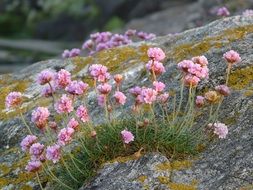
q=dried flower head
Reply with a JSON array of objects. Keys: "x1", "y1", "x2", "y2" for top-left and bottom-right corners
[{"x1": 205, "y1": 91, "x2": 219, "y2": 103}]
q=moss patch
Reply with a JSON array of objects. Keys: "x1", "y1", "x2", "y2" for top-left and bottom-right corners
[{"x1": 156, "y1": 160, "x2": 192, "y2": 171}]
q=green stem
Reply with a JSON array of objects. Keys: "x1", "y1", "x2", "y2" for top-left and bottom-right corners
[
  {"x1": 36, "y1": 172, "x2": 44, "y2": 190},
  {"x1": 19, "y1": 111, "x2": 33, "y2": 135},
  {"x1": 61, "y1": 158, "x2": 79, "y2": 182}
]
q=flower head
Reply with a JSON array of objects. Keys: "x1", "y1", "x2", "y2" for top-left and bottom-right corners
[
  {"x1": 177, "y1": 60, "x2": 194, "y2": 73},
  {"x1": 147, "y1": 47, "x2": 165, "y2": 61},
  {"x1": 242, "y1": 9, "x2": 253, "y2": 16},
  {"x1": 153, "y1": 81, "x2": 165, "y2": 93},
  {"x1": 210, "y1": 123, "x2": 228, "y2": 139},
  {"x1": 5, "y1": 92, "x2": 22, "y2": 109},
  {"x1": 121, "y1": 129, "x2": 134, "y2": 144},
  {"x1": 29, "y1": 143, "x2": 44, "y2": 159},
  {"x1": 58, "y1": 127, "x2": 75, "y2": 146},
  {"x1": 67, "y1": 118, "x2": 79, "y2": 130},
  {"x1": 46, "y1": 144, "x2": 61, "y2": 163},
  {"x1": 76, "y1": 105, "x2": 89, "y2": 123},
  {"x1": 125, "y1": 29, "x2": 136, "y2": 37},
  {"x1": 41, "y1": 84, "x2": 56, "y2": 97},
  {"x1": 97, "y1": 94, "x2": 106, "y2": 107},
  {"x1": 137, "y1": 31, "x2": 156, "y2": 40},
  {"x1": 223, "y1": 50, "x2": 241, "y2": 64},
  {"x1": 82, "y1": 39, "x2": 94, "y2": 49},
  {"x1": 31, "y1": 107, "x2": 50, "y2": 129},
  {"x1": 25, "y1": 160, "x2": 42, "y2": 172},
  {"x1": 157, "y1": 93, "x2": 169, "y2": 104},
  {"x1": 20, "y1": 135, "x2": 38, "y2": 152},
  {"x1": 195, "y1": 96, "x2": 205, "y2": 108},
  {"x1": 217, "y1": 7, "x2": 230, "y2": 17},
  {"x1": 55, "y1": 69, "x2": 71, "y2": 88},
  {"x1": 55, "y1": 94, "x2": 73, "y2": 114},
  {"x1": 205, "y1": 91, "x2": 219, "y2": 103},
  {"x1": 48, "y1": 121, "x2": 57, "y2": 131},
  {"x1": 114, "y1": 74, "x2": 123, "y2": 84},
  {"x1": 184, "y1": 74, "x2": 200, "y2": 87},
  {"x1": 65, "y1": 80, "x2": 88, "y2": 95},
  {"x1": 215, "y1": 85, "x2": 230, "y2": 96},
  {"x1": 140, "y1": 88, "x2": 157, "y2": 104},
  {"x1": 129, "y1": 86, "x2": 142, "y2": 97},
  {"x1": 97, "y1": 83, "x2": 112, "y2": 94},
  {"x1": 37, "y1": 70, "x2": 54, "y2": 85},
  {"x1": 89, "y1": 64, "x2": 110, "y2": 82},
  {"x1": 192, "y1": 56, "x2": 208, "y2": 66},
  {"x1": 146, "y1": 60, "x2": 165, "y2": 75},
  {"x1": 114, "y1": 91, "x2": 127, "y2": 105}
]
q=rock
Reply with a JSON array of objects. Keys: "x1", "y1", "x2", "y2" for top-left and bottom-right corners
[{"x1": 0, "y1": 15, "x2": 253, "y2": 189}]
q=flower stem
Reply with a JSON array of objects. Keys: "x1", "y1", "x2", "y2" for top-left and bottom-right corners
[
  {"x1": 36, "y1": 172, "x2": 44, "y2": 190},
  {"x1": 19, "y1": 111, "x2": 33, "y2": 135}
]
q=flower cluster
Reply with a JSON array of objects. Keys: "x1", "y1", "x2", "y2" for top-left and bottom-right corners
[
  {"x1": 242, "y1": 9, "x2": 253, "y2": 16},
  {"x1": 217, "y1": 7, "x2": 230, "y2": 17},
  {"x1": 82, "y1": 30, "x2": 156, "y2": 55},
  {"x1": 208, "y1": 123, "x2": 228, "y2": 139},
  {"x1": 62, "y1": 48, "x2": 81, "y2": 58},
  {"x1": 5, "y1": 91, "x2": 22, "y2": 109},
  {"x1": 178, "y1": 56, "x2": 209, "y2": 87}
]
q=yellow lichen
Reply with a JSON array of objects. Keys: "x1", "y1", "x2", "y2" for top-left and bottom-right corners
[
  {"x1": 168, "y1": 182, "x2": 197, "y2": 190},
  {"x1": 171, "y1": 160, "x2": 192, "y2": 170},
  {"x1": 243, "y1": 90, "x2": 253, "y2": 97},
  {"x1": 137, "y1": 175, "x2": 148, "y2": 183},
  {"x1": 228, "y1": 66, "x2": 253, "y2": 90},
  {"x1": 156, "y1": 162, "x2": 172, "y2": 171},
  {"x1": 157, "y1": 176, "x2": 170, "y2": 184},
  {"x1": 20, "y1": 185, "x2": 33, "y2": 190},
  {"x1": 0, "y1": 164, "x2": 11, "y2": 176}
]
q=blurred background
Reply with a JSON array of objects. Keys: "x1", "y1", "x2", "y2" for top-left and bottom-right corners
[{"x1": 0, "y1": 0, "x2": 252, "y2": 74}]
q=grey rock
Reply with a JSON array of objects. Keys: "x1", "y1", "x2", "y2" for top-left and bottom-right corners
[{"x1": 0, "y1": 15, "x2": 253, "y2": 190}]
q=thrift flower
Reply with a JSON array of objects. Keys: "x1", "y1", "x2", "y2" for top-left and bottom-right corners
[
  {"x1": 62, "y1": 50, "x2": 70, "y2": 58},
  {"x1": 125, "y1": 29, "x2": 136, "y2": 37},
  {"x1": 46, "y1": 144, "x2": 61, "y2": 163},
  {"x1": 58, "y1": 127, "x2": 75, "y2": 146},
  {"x1": 153, "y1": 81, "x2": 165, "y2": 92},
  {"x1": 140, "y1": 88, "x2": 157, "y2": 104},
  {"x1": 157, "y1": 93, "x2": 169, "y2": 104},
  {"x1": 121, "y1": 130, "x2": 134, "y2": 144},
  {"x1": 20, "y1": 135, "x2": 38, "y2": 152},
  {"x1": 76, "y1": 105, "x2": 89, "y2": 123},
  {"x1": 41, "y1": 84, "x2": 56, "y2": 97},
  {"x1": 82, "y1": 39, "x2": 94, "y2": 49},
  {"x1": 177, "y1": 60, "x2": 194, "y2": 73},
  {"x1": 55, "y1": 69, "x2": 71, "y2": 88},
  {"x1": 137, "y1": 31, "x2": 156, "y2": 40},
  {"x1": 243, "y1": 9, "x2": 253, "y2": 16},
  {"x1": 89, "y1": 64, "x2": 110, "y2": 82},
  {"x1": 67, "y1": 118, "x2": 79, "y2": 130},
  {"x1": 97, "y1": 83, "x2": 112, "y2": 94},
  {"x1": 147, "y1": 47, "x2": 165, "y2": 61},
  {"x1": 31, "y1": 107, "x2": 50, "y2": 129},
  {"x1": 114, "y1": 74, "x2": 123, "y2": 84},
  {"x1": 129, "y1": 86, "x2": 142, "y2": 97},
  {"x1": 195, "y1": 96, "x2": 205, "y2": 108},
  {"x1": 48, "y1": 121, "x2": 57, "y2": 131},
  {"x1": 217, "y1": 7, "x2": 230, "y2": 17},
  {"x1": 65, "y1": 80, "x2": 89, "y2": 95},
  {"x1": 114, "y1": 91, "x2": 127, "y2": 105},
  {"x1": 215, "y1": 85, "x2": 230, "y2": 96},
  {"x1": 29, "y1": 143, "x2": 44, "y2": 159},
  {"x1": 69, "y1": 48, "x2": 81, "y2": 57},
  {"x1": 223, "y1": 50, "x2": 241, "y2": 64},
  {"x1": 5, "y1": 91, "x2": 22, "y2": 109},
  {"x1": 212, "y1": 123, "x2": 228, "y2": 139},
  {"x1": 192, "y1": 56, "x2": 208, "y2": 66},
  {"x1": 55, "y1": 94, "x2": 73, "y2": 114},
  {"x1": 146, "y1": 60, "x2": 165, "y2": 75},
  {"x1": 205, "y1": 91, "x2": 219, "y2": 103},
  {"x1": 25, "y1": 160, "x2": 42, "y2": 172},
  {"x1": 184, "y1": 74, "x2": 200, "y2": 87},
  {"x1": 37, "y1": 70, "x2": 54, "y2": 85}
]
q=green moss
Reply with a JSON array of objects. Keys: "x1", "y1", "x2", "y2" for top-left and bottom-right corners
[
  {"x1": 228, "y1": 66, "x2": 253, "y2": 90},
  {"x1": 0, "y1": 164, "x2": 11, "y2": 176}
]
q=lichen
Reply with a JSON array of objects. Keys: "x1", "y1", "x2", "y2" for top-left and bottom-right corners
[
  {"x1": 168, "y1": 182, "x2": 197, "y2": 190},
  {"x1": 228, "y1": 66, "x2": 253, "y2": 90},
  {"x1": 156, "y1": 160, "x2": 192, "y2": 171},
  {"x1": 243, "y1": 90, "x2": 253, "y2": 97},
  {"x1": 156, "y1": 162, "x2": 171, "y2": 171},
  {"x1": 137, "y1": 175, "x2": 148, "y2": 183}
]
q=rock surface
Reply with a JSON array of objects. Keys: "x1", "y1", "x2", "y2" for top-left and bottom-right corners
[{"x1": 1, "y1": 15, "x2": 253, "y2": 189}]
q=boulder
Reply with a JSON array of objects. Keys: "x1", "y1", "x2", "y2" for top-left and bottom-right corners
[{"x1": 0, "y1": 15, "x2": 253, "y2": 189}]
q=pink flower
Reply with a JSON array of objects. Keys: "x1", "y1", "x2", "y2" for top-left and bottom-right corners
[
  {"x1": 67, "y1": 118, "x2": 79, "y2": 130},
  {"x1": 129, "y1": 86, "x2": 142, "y2": 97},
  {"x1": 137, "y1": 31, "x2": 156, "y2": 40},
  {"x1": 212, "y1": 123, "x2": 228, "y2": 139},
  {"x1": 5, "y1": 91, "x2": 22, "y2": 109},
  {"x1": 48, "y1": 121, "x2": 57, "y2": 131},
  {"x1": 140, "y1": 88, "x2": 157, "y2": 104},
  {"x1": 177, "y1": 60, "x2": 194, "y2": 73},
  {"x1": 153, "y1": 81, "x2": 165, "y2": 92},
  {"x1": 243, "y1": 9, "x2": 253, "y2": 16},
  {"x1": 195, "y1": 96, "x2": 205, "y2": 108},
  {"x1": 97, "y1": 83, "x2": 112, "y2": 94},
  {"x1": 31, "y1": 107, "x2": 50, "y2": 129},
  {"x1": 25, "y1": 160, "x2": 42, "y2": 172},
  {"x1": 183, "y1": 74, "x2": 200, "y2": 87},
  {"x1": 97, "y1": 94, "x2": 106, "y2": 107},
  {"x1": 146, "y1": 60, "x2": 165, "y2": 75},
  {"x1": 147, "y1": 47, "x2": 165, "y2": 61},
  {"x1": 55, "y1": 94, "x2": 73, "y2": 114},
  {"x1": 188, "y1": 64, "x2": 209, "y2": 79},
  {"x1": 114, "y1": 91, "x2": 127, "y2": 105},
  {"x1": 55, "y1": 69, "x2": 71, "y2": 88},
  {"x1": 29, "y1": 143, "x2": 44, "y2": 159},
  {"x1": 20, "y1": 135, "x2": 38, "y2": 152},
  {"x1": 125, "y1": 29, "x2": 136, "y2": 37},
  {"x1": 121, "y1": 129, "x2": 134, "y2": 144},
  {"x1": 114, "y1": 74, "x2": 123, "y2": 84},
  {"x1": 37, "y1": 70, "x2": 54, "y2": 85},
  {"x1": 58, "y1": 127, "x2": 75, "y2": 146},
  {"x1": 223, "y1": 50, "x2": 241, "y2": 64},
  {"x1": 215, "y1": 85, "x2": 230, "y2": 96},
  {"x1": 69, "y1": 48, "x2": 81, "y2": 57},
  {"x1": 89, "y1": 64, "x2": 110, "y2": 82},
  {"x1": 76, "y1": 105, "x2": 89, "y2": 122},
  {"x1": 82, "y1": 39, "x2": 94, "y2": 49},
  {"x1": 41, "y1": 84, "x2": 56, "y2": 97},
  {"x1": 192, "y1": 56, "x2": 208, "y2": 66},
  {"x1": 46, "y1": 144, "x2": 61, "y2": 163},
  {"x1": 62, "y1": 50, "x2": 70, "y2": 58},
  {"x1": 217, "y1": 7, "x2": 230, "y2": 17},
  {"x1": 65, "y1": 80, "x2": 89, "y2": 95},
  {"x1": 157, "y1": 93, "x2": 169, "y2": 104}
]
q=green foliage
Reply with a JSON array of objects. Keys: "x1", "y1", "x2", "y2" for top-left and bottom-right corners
[{"x1": 104, "y1": 16, "x2": 125, "y2": 31}]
